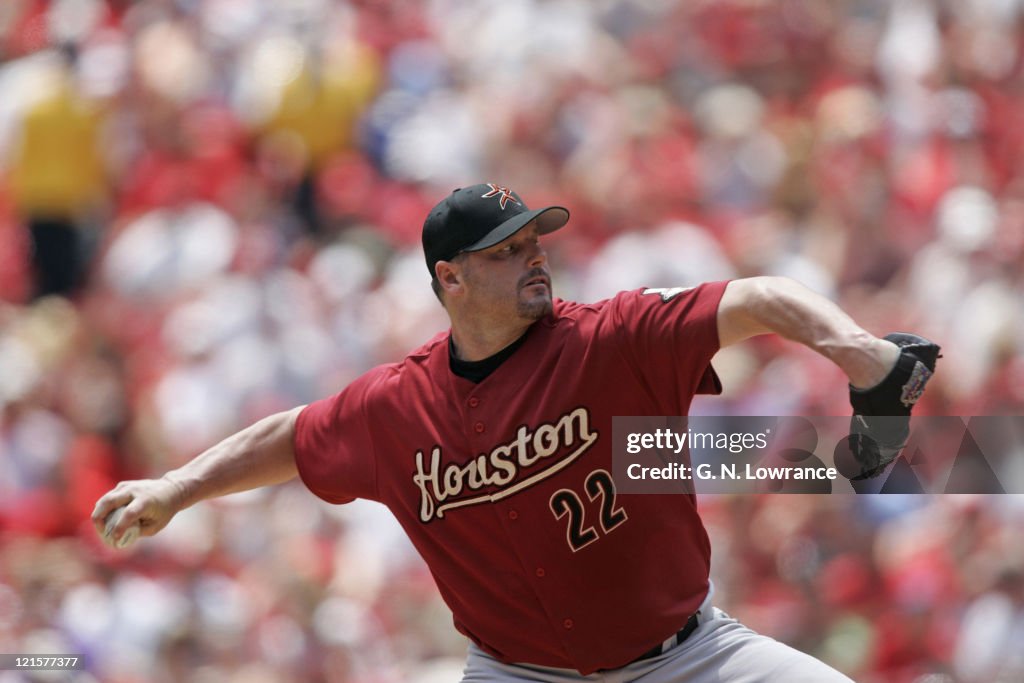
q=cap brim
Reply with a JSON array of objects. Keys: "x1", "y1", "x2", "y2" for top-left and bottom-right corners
[{"x1": 461, "y1": 206, "x2": 570, "y2": 253}]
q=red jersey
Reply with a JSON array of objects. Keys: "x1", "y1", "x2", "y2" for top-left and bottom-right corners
[{"x1": 294, "y1": 282, "x2": 728, "y2": 674}]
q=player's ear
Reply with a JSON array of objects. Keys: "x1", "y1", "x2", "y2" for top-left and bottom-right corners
[{"x1": 434, "y1": 260, "x2": 464, "y2": 297}]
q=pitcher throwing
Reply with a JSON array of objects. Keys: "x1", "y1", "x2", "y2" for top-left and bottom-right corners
[{"x1": 95, "y1": 183, "x2": 938, "y2": 681}]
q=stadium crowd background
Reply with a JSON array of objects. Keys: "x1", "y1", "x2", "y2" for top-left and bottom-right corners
[{"x1": 1, "y1": 1, "x2": 1023, "y2": 681}]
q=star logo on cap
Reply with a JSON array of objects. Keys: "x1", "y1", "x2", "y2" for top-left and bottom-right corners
[{"x1": 481, "y1": 183, "x2": 520, "y2": 210}]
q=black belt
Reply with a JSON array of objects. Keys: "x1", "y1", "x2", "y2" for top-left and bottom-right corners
[{"x1": 632, "y1": 611, "x2": 701, "y2": 663}]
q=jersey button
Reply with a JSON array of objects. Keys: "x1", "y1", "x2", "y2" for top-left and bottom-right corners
[
  {"x1": 535, "y1": 568, "x2": 545, "y2": 578},
  {"x1": 468, "y1": 397, "x2": 480, "y2": 408},
  {"x1": 474, "y1": 421, "x2": 485, "y2": 433},
  {"x1": 508, "y1": 510, "x2": 518, "y2": 520},
  {"x1": 563, "y1": 618, "x2": 573, "y2": 630}
]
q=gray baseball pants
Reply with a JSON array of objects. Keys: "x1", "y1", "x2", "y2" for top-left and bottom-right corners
[{"x1": 461, "y1": 599, "x2": 853, "y2": 682}]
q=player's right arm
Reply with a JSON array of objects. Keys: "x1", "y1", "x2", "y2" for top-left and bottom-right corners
[{"x1": 91, "y1": 406, "x2": 304, "y2": 546}]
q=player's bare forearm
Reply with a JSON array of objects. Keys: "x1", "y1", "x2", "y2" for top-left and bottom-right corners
[
  {"x1": 92, "y1": 407, "x2": 303, "y2": 545},
  {"x1": 163, "y1": 406, "x2": 303, "y2": 509},
  {"x1": 717, "y1": 277, "x2": 899, "y2": 388}
]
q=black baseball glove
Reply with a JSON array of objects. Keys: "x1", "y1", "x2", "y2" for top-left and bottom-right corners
[{"x1": 847, "y1": 333, "x2": 941, "y2": 480}]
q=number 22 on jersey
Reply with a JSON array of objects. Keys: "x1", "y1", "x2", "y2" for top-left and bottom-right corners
[{"x1": 549, "y1": 469, "x2": 628, "y2": 552}]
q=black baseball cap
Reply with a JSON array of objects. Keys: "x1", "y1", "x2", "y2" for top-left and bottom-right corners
[{"x1": 422, "y1": 183, "x2": 570, "y2": 276}]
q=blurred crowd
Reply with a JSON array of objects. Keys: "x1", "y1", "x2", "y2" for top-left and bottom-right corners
[{"x1": 1, "y1": 0, "x2": 1023, "y2": 681}]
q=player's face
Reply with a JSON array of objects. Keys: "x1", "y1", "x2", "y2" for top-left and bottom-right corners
[{"x1": 461, "y1": 223, "x2": 552, "y2": 321}]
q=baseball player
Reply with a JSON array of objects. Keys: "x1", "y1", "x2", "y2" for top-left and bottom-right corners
[{"x1": 93, "y1": 184, "x2": 938, "y2": 681}]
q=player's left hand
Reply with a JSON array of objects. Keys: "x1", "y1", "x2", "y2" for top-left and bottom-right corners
[{"x1": 847, "y1": 332, "x2": 941, "y2": 480}]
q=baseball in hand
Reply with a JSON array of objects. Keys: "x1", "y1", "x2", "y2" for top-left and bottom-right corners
[{"x1": 103, "y1": 506, "x2": 141, "y2": 549}]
